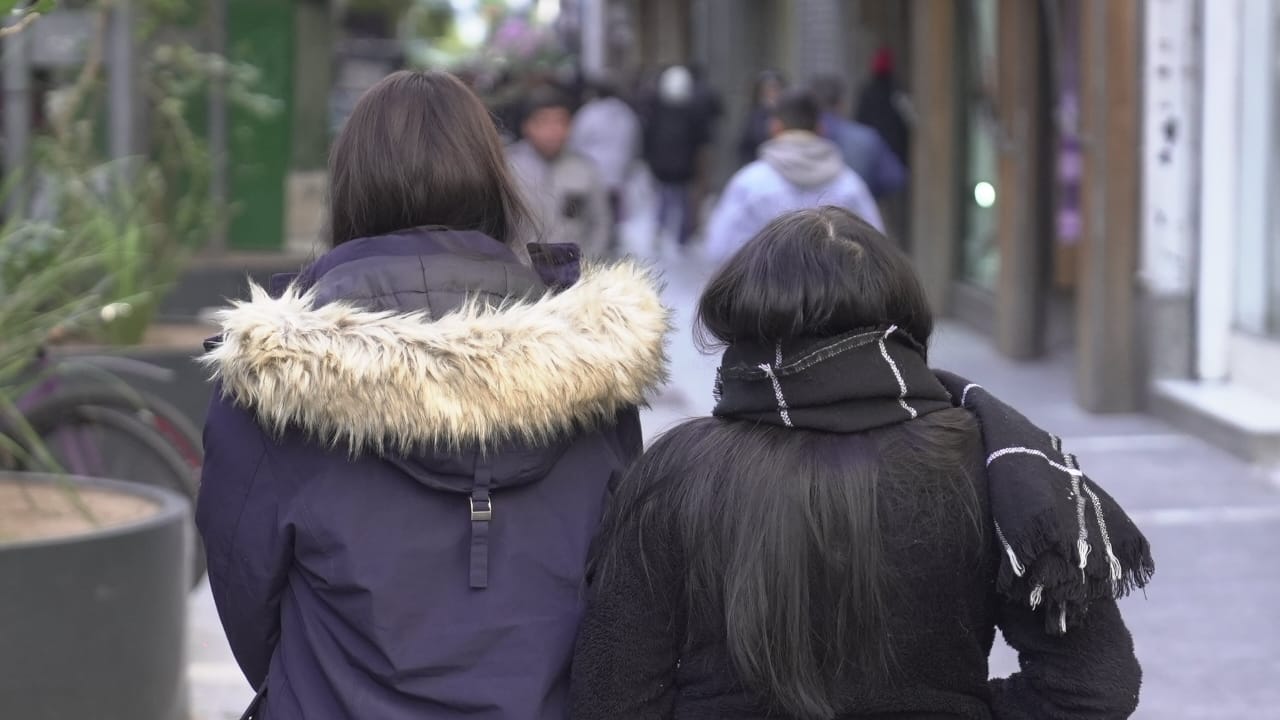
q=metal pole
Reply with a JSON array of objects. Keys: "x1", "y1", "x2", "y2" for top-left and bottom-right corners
[
  {"x1": 581, "y1": 0, "x2": 607, "y2": 77},
  {"x1": 208, "y1": 0, "x2": 229, "y2": 252},
  {"x1": 107, "y1": 0, "x2": 136, "y2": 160},
  {"x1": 3, "y1": 16, "x2": 32, "y2": 217}
]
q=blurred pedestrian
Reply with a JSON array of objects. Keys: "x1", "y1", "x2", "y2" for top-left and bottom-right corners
[
  {"x1": 688, "y1": 64, "x2": 726, "y2": 224},
  {"x1": 811, "y1": 73, "x2": 907, "y2": 199},
  {"x1": 643, "y1": 65, "x2": 709, "y2": 249},
  {"x1": 857, "y1": 47, "x2": 911, "y2": 166},
  {"x1": 508, "y1": 87, "x2": 613, "y2": 258},
  {"x1": 572, "y1": 206, "x2": 1149, "y2": 720},
  {"x1": 198, "y1": 70, "x2": 669, "y2": 720},
  {"x1": 705, "y1": 89, "x2": 883, "y2": 263},
  {"x1": 569, "y1": 75, "x2": 641, "y2": 226},
  {"x1": 737, "y1": 70, "x2": 786, "y2": 167},
  {"x1": 689, "y1": 64, "x2": 725, "y2": 133}
]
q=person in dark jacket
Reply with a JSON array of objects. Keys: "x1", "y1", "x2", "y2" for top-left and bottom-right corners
[
  {"x1": 572, "y1": 206, "x2": 1152, "y2": 720},
  {"x1": 737, "y1": 69, "x2": 786, "y2": 167},
  {"x1": 197, "y1": 71, "x2": 670, "y2": 720},
  {"x1": 856, "y1": 47, "x2": 911, "y2": 166},
  {"x1": 643, "y1": 65, "x2": 710, "y2": 248},
  {"x1": 810, "y1": 73, "x2": 907, "y2": 199}
]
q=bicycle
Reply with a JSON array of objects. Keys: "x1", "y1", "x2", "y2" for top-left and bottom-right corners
[{"x1": 4, "y1": 349, "x2": 206, "y2": 587}]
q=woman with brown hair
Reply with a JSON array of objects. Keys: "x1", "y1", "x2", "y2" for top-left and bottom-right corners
[{"x1": 197, "y1": 71, "x2": 669, "y2": 719}]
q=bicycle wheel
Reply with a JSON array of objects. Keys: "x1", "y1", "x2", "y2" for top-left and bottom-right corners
[
  {"x1": 21, "y1": 397, "x2": 207, "y2": 587},
  {"x1": 19, "y1": 387, "x2": 202, "y2": 498}
]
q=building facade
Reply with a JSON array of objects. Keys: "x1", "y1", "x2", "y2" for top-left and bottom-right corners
[
  {"x1": 1143, "y1": 0, "x2": 1280, "y2": 463},
  {"x1": 602, "y1": 0, "x2": 1276, "y2": 462}
]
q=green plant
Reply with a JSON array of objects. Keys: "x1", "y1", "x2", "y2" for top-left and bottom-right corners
[
  {"x1": 0, "y1": 0, "x2": 56, "y2": 37},
  {"x1": 33, "y1": 1, "x2": 279, "y2": 345},
  {"x1": 0, "y1": 185, "x2": 108, "y2": 483}
]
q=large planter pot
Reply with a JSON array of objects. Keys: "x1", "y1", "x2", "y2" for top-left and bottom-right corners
[{"x1": 0, "y1": 474, "x2": 191, "y2": 720}]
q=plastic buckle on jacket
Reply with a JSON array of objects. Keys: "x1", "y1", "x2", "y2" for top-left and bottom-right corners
[{"x1": 470, "y1": 496, "x2": 493, "y2": 522}]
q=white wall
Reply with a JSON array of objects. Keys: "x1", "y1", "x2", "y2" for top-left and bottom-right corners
[{"x1": 1141, "y1": 0, "x2": 1198, "y2": 298}]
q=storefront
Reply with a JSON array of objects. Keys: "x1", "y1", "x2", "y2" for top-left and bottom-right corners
[
  {"x1": 910, "y1": 0, "x2": 1144, "y2": 410},
  {"x1": 912, "y1": 0, "x2": 1063, "y2": 358},
  {"x1": 1145, "y1": 0, "x2": 1280, "y2": 463}
]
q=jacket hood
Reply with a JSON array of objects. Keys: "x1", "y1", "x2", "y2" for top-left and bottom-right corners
[
  {"x1": 202, "y1": 238, "x2": 670, "y2": 472},
  {"x1": 760, "y1": 130, "x2": 847, "y2": 187}
]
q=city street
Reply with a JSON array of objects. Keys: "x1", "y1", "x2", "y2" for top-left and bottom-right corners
[{"x1": 188, "y1": 246, "x2": 1280, "y2": 720}]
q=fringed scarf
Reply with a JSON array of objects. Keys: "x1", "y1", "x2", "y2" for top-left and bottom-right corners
[{"x1": 713, "y1": 326, "x2": 1155, "y2": 634}]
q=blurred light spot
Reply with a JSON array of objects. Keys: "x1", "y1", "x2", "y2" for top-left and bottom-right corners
[
  {"x1": 457, "y1": 14, "x2": 488, "y2": 47},
  {"x1": 974, "y1": 181, "x2": 996, "y2": 208}
]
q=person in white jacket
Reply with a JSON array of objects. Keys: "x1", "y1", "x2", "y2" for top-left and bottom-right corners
[
  {"x1": 569, "y1": 77, "x2": 640, "y2": 224},
  {"x1": 705, "y1": 89, "x2": 883, "y2": 264}
]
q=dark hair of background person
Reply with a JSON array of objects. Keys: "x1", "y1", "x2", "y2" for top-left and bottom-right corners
[
  {"x1": 809, "y1": 73, "x2": 847, "y2": 113},
  {"x1": 522, "y1": 85, "x2": 575, "y2": 123},
  {"x1": 586, "y1": 75, "x2": 619, "y2": 101},
  {"x1": 596, "y1": 207, "x2": 983, "y2": 719},
  {"x1": 327, "y1": 70, "x2": 532, "y2": 247},
  {"x1": 770, "y1": 88, "x2": 822, "y2": 133},
  {"x1": 751, "y1": 68, "x2": 787, "y2": 105}
]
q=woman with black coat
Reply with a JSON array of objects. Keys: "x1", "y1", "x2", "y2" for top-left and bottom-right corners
[{"x1": 571, "y1": 206, "x2": 1152, "y2": 720}]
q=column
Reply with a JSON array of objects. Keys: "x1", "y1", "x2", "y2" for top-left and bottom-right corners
[
  {"x1": 1195, "y1": 0, "x2": 1242, "y2": 381},
  {"x1": 1077, "y1": 0, "x2": 1144, "y2": 410},
  {"x1": 907, "y1": 0, "x2": 961, "y2": 313},
  {"x1": 994, "y1": 0, "x2": 1052, "y2": 359}
]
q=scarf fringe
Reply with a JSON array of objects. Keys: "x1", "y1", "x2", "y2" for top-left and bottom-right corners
[{"x1": 995, "y1": 507, "x2": 1154, "y2": 634}]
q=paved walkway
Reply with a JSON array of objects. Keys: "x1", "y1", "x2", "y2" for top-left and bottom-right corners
[{"x1": 189, "y1": 249, "x2": 1280, "y2": 719}]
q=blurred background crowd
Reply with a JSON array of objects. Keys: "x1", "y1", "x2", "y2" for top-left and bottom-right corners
[{"x1": 4, "y1": 0, "x2": 1275, "y2": 435}]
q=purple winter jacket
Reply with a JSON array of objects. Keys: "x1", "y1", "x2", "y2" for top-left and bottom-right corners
[{"x1": 196, "y1": 229, "x2": 669, "y2": 719}]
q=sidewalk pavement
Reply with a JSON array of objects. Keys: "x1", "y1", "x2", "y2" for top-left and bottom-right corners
[{"x1": 188, "y1": 251, "x2": 1280, "y2": 719}]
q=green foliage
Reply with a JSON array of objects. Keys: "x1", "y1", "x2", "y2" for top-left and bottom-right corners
[
  {"x1": 32, "y1": 4, "x2": 279, "y2": 345},
  {"x1": 0, "y1": 0, "x2": 54, "y2": 17},
  {"x1": 0, "y1": 0, "x2": 55, "y2": 36}
]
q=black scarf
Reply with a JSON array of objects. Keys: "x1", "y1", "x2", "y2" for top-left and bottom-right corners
[{"x1": 714, "y1": 327, "x2": 1155, "y2": 633}]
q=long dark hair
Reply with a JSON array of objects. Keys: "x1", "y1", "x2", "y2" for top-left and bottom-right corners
[
  {"x1": 596, "y1": 207, "x2": 981, "y2": 719},
  {"x1": 327, "y1": 70, "x2": 532, "y2": 246}
]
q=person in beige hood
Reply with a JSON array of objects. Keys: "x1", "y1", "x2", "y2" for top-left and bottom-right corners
[
  {"x1": 706, "y1": 89, "x2": 883, "y2": 263},
  {"x1": 507, "y1": 88, "x2": 613, "y2": 259}
]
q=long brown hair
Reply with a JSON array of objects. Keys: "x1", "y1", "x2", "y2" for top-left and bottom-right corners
[{"x1": 328, "y1": 71, "x2": 531, "y2": 247}]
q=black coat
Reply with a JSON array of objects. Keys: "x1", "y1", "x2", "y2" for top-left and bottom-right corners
[
  {"x1": 643, "y1": 102, "x2": 709, "y2": 184},
  {"x1": 570, "y1": 415, "x2": 1142, "y2": 720}
]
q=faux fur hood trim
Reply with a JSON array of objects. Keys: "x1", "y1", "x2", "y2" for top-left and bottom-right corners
[{"x1": 203, "y1": 262, "x2": 671, "y2": 453}]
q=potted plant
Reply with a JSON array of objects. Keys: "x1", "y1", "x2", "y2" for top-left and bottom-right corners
[
  {"x1": 0, "y1": 7, "x2": 191, "y2": 717},
  {"x1": 0, "y1": 210, "x2": 193, "y2": 720}
]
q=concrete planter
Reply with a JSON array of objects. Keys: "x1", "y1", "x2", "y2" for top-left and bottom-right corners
[{"x1": 0, "y1": 474, "x2": 191, "y2": 720}]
